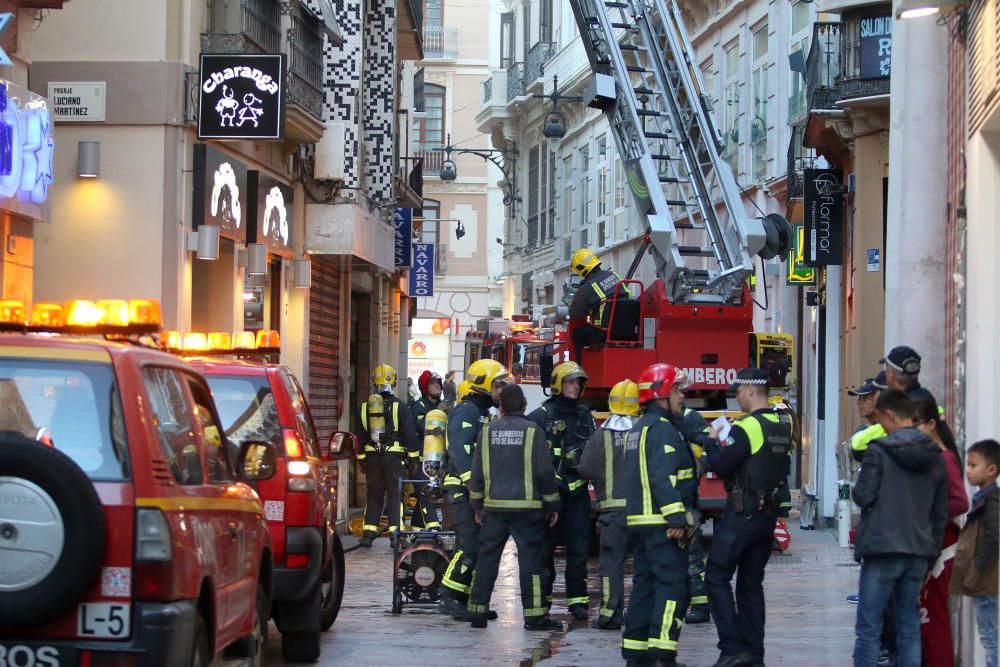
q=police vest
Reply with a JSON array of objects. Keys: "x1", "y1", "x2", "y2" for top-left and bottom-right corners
[
  {"x1": 360, "y1": 398, "x2": 406, "y2": 456},
  {"x1": 731, "y1": 411, "x2": 793, "y2": 497}
]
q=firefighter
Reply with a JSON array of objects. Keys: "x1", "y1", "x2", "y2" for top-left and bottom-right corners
[
  {"x1": 622, "y1": 363, "x2": 698, "y2": 667},
  {"x1": 674, "y1": 405, "x2": 714, "y2": 625},
  {"x1": 577, "y1": 379, "x2": 639, "y2": 630},
  {"x1": 466, "y1": 383, "x2": 562, "y2": 631},
  {"x1": 357, "y1": 364, "x2": 421, "y2": 548},
  {"x1": 528, "y1": 360, "x2": 596, "y2": 621},
  {"x1": 410, "y1": 370, "x2": 446, "y2": 530},
  {"x1": 704, "y1": 367, "x2": 794, "y2": 667},
  {"x1": 437, "y1": 359, "x2": 512, "y2": 620},
  {"x1": 567, "y1": 248, "x2": 629, "y2": 364}
]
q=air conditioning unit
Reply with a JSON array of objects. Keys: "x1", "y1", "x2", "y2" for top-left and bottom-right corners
[{"x1": 314, "y1": 121, "x2": 346, "y2": 181}]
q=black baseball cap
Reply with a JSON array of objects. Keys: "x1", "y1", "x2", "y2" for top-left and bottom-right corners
[
  {"x1": 728, "y1": 367, "x2": 770, "y2": 392},
  {"x1": 880, "y1": 346, "x2": 921, "y2": 374}
]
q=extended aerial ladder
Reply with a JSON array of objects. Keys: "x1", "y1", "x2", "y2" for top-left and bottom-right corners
[{"x1": 569, "y1": 0, "x2": 790, "y2": 305}]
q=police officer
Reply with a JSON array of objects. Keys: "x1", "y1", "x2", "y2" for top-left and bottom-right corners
[
  {"x1": 882, "y1": 345, "x2": 936, "y2": 404},
  {"x1": 704, "y1": 368, "x2": 793, "y2": 667},
  {"x1": 577, "y1": 379, "x2": 639, "y2": 630},
  {"x1": 410, "y1": 370, "x2": 446, "y2": 530},
  {"x1": 437, "y1": 359, "x2": 512, "y2": 620},
  {"x1": 674, "y1": 405, "x2": 714, "y2": 625},
  {"x1": 848, "y1": 371, "x2": 888, "y2": 463},
  {"x1": 622, "y1": 363, "x2": 698, "y2": 667},
  {"x1": 567, "y1": 248, "x2": 629, "y2": 363},
  {"x1": 528, "y1": 361, "x2": 596, "y2": 620},
  {"x1": 357, "y1": 364, "x2": 421, "y2": 548},
  {"x1": 466, "y1": 384, "x2": 562, "y2": 631}
]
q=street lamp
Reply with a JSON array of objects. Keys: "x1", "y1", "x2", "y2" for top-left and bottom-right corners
[
  {"x1": 896, "y1": 0, "x2": 968, "y2": 18},
  {"x1": 434, "y1": 135, "x2": 519, "y2": 210},
  {"x1": 533, "y1": 76, "x2": 584, "y2": 147}
]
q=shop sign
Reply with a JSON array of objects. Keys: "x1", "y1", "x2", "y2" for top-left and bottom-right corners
[
  {"x1": 859, "y1": 14, "x2": 892, "y2": 79},
  {"x1": 394, "y1": 209, "x2": 412, "y2": 267},
  {"x1": 0, "y1": 80, "x2": 54, "y2": 217},
  {"x1": 410, "y1": 243, "x2": 434, "y2": 297},
  {"x1": 786, "y1": 223, "x2": 817, "y2": 286},
  {"x1": 803, "y1": 168, "x2": 844, "y2": 266},
  {"x1": 48, "y1": 82, "x2": 106, "y2": 122},
  {"x1": 193, "y1": 144, "x2": 247, "y2": 243},
  {"x1": 197, "y1": 54, "x2": 285, "y2": 140},
  {"x1": 249, "y1": 172, "x2": 293, "y2": 257}
]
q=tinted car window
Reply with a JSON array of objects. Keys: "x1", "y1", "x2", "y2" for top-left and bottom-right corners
[
  {"x1": 187, "y1": 377, "x2": 236, "y2": 483},
  {"x1": 0, "y1": 359, "x2": 130, "y2": 480},
  {"x1": 143, "y1": 367, "x2": 204, "y2": 485},
  {"x1": 204, "y1": 375, "x2": 281, "y2": 447}
]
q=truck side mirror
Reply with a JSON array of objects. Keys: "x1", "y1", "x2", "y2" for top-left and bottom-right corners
[
  {"x1": 325, "y1": 431, "x2": 359, "y2": 460},
  {"x1": 239, "y1": 441, "x2": 278, "y2": 481}
]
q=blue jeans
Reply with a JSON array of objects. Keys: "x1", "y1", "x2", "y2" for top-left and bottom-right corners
[
  {"x1": 974, "y1": 595, "x2": 998, "y2": 667},
  {"x1": 854, "y1": 555, "x2": 928, "y2": 667}
]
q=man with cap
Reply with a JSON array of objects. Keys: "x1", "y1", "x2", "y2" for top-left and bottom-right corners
[
  {"x1": 704, "y1": 368, "x2": 794, "y2": 667},
  {"x1": 881, "y1": 346, "x2": 936, "y2": 405},
  {"x1": 848, "y1": 371, "x2": 888, "y2": 463}
]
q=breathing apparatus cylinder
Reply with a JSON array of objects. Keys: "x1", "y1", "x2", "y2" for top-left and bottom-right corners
[
  {"x1": 367, "y1": 393, "x2": 386, "y2": 448},
  {"x1": 422, "y1": 409, "x2": 448, "y2": 482}
]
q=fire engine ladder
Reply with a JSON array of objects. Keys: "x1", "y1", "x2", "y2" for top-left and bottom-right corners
[{"x1": 570, "y1": 0, "x2": 785, "y2": 305}]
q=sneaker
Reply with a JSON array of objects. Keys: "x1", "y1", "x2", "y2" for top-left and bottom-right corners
[
  {"x1": 568, "y1": 604, "x2": 588, "y2": 620},
  {"x1": 524, "y1": 616, "x2": 563, "y2": 631},
  {"x1": 684, "y1": 607, "x2": 711, "y2": 624},
  {"x1": 846, "y1": 594, "x2": 859, "y2": 604}
]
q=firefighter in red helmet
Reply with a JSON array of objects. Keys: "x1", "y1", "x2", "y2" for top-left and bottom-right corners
[{"x1": 409, "y1": 369, "x2": 446, "y2": 530}]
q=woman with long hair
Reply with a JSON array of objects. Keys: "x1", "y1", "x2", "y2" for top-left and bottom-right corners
[{"x1": 913, "y1": 397, "x2": 968, "y2": 667}]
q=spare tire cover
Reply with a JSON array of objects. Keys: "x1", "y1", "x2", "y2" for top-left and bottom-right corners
[{"x1": 0, "y1": 432, "x2": 107, "y2": 628}]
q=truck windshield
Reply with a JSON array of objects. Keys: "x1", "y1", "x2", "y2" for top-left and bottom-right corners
[
  {"x1": 204, "y1": 374, "x2": 281, "y2": 446},
  {"x1": 0, "y1": 359, "x2": 130, "y2": 480}
]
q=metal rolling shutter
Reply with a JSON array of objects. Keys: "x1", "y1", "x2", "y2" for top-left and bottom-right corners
[
  {"x1": 969, "y1": 0, "x2": 1000, "y2": 136},
  {"x1": 308, "y1": 256, "x2": 342, "y2": 441}
]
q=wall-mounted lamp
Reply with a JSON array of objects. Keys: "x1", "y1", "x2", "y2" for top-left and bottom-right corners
[
  {"x1": 247, "y1": 243, "x2": 268, "y2": 275},
  {"x1": 77, "y1": 141, "x2": 100, "y2": 178},
  {"x1": 896, "y1": 0, "x2": 968, "y2": 18},
  {"x1": 185, "y1": 225, "x2": 220, "y2": 260},
  {"x1": 293, "y1": 258, "x2": 312, "y2": 288}
]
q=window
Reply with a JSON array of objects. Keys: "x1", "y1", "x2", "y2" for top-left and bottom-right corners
[
  {"x1": 540, "y1": 0, "x2": 554, "y2": 42},
  {"x1": 596, "y1": 135, "x2": 610, "y2": 247},
  {"x1": 144, "y1": 367, "x2": 203, "y2": 485},
  {"x1": 528, "y1": 145, "x2": 556, "y2": 246},
  {"x1": 546, "y1": 148, "x2": 556, "y2": 240},
  {"x1": 579, "y1": 145, "x2": 591, "y2": 228},
  {"x1": 751, "y1": 25, "x2": 769, "y2": 181},
  {"x1": 723, "y1": 42, "x2": 741, "y2": 174},
  {"x1": 421, "y1": 199, "x2": 446, "y2": 274},
  {"x1": 425, "y1": 0, "x2": 442, "y2": 27},
  {"x1": 789, "y1": 2, "x2": 812, "y2": 122},
  {"x1": 0, "y1": 360, "x2": 130, "y2": 480},
  {"x1": 206, "y1": 374, "x2": 281, "y2": 447},
  {"x1": 528, "y1": 145, "x2": 540, "y2": 246},
  {"x1": 281, "y1": 372, "x2": 321, "y2": 458},
  {"x1": 562, "y1": 154, "x2": 575, "y2": 259},
  {"x1": 500, "y1": 12, "x2": 515, "y2": 69},
  {"x1": 416, "y1": 84, "x2": 445, "y2": 147},
  {"x1": 188, "y1": 378, "x2": 234, "y2": 483},
  {"x1": 701, "y1": 59, "x2": 715, "y2": 106}
]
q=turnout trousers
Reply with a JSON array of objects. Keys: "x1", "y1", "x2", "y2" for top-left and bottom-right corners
[
  {"x1": 361, "y1": 452, "x2": 406, "y2": 537},
  {"x1": 705, "y1": 506, "x2": 777, "y2": 661},
  {"x1": 439, "y1": 489, "x2": 480, "y2": 604},
  {"x1": 622, "y1": 529, "x2": 689, "y2": 661},
  {"x1": 542, "y1": 488, "x2": 591, "y2": 609},
  {"x1": 468, "y1": 510, "x2": 550, "y2": 620},
  {"x1": 596, "y1": 509, "x2": 628, "y2": 625},
  {"x1": 687, "y1": 517, "x2": 709, "y2": 612}
]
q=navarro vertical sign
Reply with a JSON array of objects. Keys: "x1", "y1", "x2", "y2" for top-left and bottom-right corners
[
  {"x1": 410, "y1": 243, "x2": 434, "y2": 297},
  {"x1": 394, "y1": 208, "x2": 412, "y2": 267},
  {"x1": 803, "y1": 168, "x2": 844, "y2": 266}
]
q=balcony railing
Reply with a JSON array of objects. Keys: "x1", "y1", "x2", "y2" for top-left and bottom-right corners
[
  {"x1": 506, "y1": 62, "x2": 526, "y2": 102},
  {"x1": 481, "y1": 70, "x2": 508, "y2": 106},
  {"x1": 288, "y1": 7, "x2": 324, "y2": 118},
  {"x1": 805, "y1": 22, "x2": 842, "y2": 112},
  {"x1": 423, "y1": 26, "x2": 458, "y2": 59},
  {"x1": 482, "y1": 78, "x2": 492, "y2": 104},
  {"x1": 786, "y1": 125, "x2": 816, "y2": 199},
  {"x1": 526, "y1": 41, "x2": 556, "y2": 85},
  {"x1": 415, "y1": 143, "x2": 445, "y2": 174}
]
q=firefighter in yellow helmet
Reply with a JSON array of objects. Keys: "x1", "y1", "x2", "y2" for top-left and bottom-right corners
[
  {"x1": 578, "y1": 379, "x2": 639, "y2": 629},
  {"x1": 438, "y1": 359, "x2": 512, "y2": 620},
  {"x1": 568, "y1": 248, "x2": 630, "y2": 364},
  {"x1": 357, "y1": 364, "x2": 420, "y2": 547},
  {"x1": 527, "y1": 361, "x2": 597, "y2": 620}
]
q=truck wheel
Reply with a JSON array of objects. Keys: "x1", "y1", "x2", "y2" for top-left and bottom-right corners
[
  {"x1": 0, "y1": 433, "x2": 106, "y2": 628},
  {"x1": 319, "y1": 534, "x2": 345, "y2": 630},
  {"x1": 281, "y1": 631, "x2": 321, "y2": 663},
  {"x1": 191, "y1": 613, "x2": 211, "y2": 667},
  {"x1": 235, "y1": 581, "x2": 269, "y2": 666}
]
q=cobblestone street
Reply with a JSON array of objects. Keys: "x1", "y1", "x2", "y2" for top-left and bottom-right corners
[{"x1": 265, "y1": 527, "x2": 860, "y2": 666}]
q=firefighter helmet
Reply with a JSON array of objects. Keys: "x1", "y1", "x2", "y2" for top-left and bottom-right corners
[
  {"x1": 550, "y1": 361, "x2": 589, "y2": 396},
  {"x1": 466, "y1": 359, "x2": 511, "y2": 397},
  {"x1": 637, "y1": 363, "x2": 690, "y2": 404},
  {"x1": 571, "y1": 248, "x2": 601, "y2": 278},
  {"x1": 418, "y1": 370, "x2": 443, "y2": 397},
  {"x1": 372, "y1": 364, "x2": 397, "y2": 391},
  {"x1": 608, "y1": 379, "x2": 640, "y2": 416},
  {"x1": 457, "y1": 379, "x2": 472, "y2": 401}
]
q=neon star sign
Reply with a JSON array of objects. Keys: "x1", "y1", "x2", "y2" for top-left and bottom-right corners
[
  {"x1": 0, "y1": 14, "x2": 13, "y2": 68},
  {"x1": 0, "y1": 81, "x2": 54, "y2": 205}
]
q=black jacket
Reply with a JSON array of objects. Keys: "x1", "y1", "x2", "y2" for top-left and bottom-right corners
[
  {"x1": 411, "y1": 394, "x2": 444, "y2": 440},
  {"x1": 444, "y1": 393, "x2": 493, "y2": 488},
  {"x1": 357, "y1": 393, "x2": 420, "y2": 461},
  {"x1": 568, "y1": 267, "x2": 628, "y2": 324},
  {"x1": 468, "y1": 414, "x2": 559, "y2": 512},
  {"x1": 578, "y1": 416, "x2": 634, "y2": 510},
  {"x1": 852, "y1": 427, "x2": 948, "y2": 563},
  {"x1": 528, "y1": 396, "x2": 596, "y2": 494}
]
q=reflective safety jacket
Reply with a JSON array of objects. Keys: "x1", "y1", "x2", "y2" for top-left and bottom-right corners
[
  {"x1": 705, "y1": 408, "x2": 793, "y2": 514},
  {"x1": 411, "y1": 394, "x2": 445, "y2": 440},
  {"x1": 851, "y1": 423, "x2": 886, "y2": 463},
  {"x1": 568, "y1": 267, "x2": 629, "y2": 328},
  {"x1": 359, "y1": 393, "x2": 420, "y2": 461},
  {"x1": 528, "y1": 397, "x2": 597, "y2": 494},
  {"x1": 443, "y1": 394, "x2": 493, "y2": 491},
  {"x1": 578, "y1": 415, "x2": 634, "y2": 510},
  {"x1": 468, "y1": 414, "x2": 559, "y2": 512},
  {"x1": 624, "y1": 403, "x2": 697, "y2": 530}
]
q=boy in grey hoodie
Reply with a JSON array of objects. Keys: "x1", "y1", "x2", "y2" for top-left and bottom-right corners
[{"x1": 852, "y1": 389, "x2": 948, "y2": 667}]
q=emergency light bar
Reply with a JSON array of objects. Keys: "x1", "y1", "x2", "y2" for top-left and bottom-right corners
[
  {"x1": 164, "y1": 328, "x2": 281, "y2": 356},
  {"x1": 0, "y1": 298, "x2": 162, "y2": 335}
]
